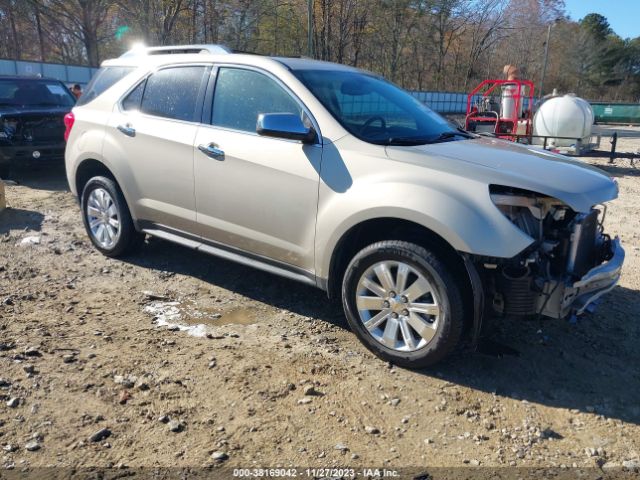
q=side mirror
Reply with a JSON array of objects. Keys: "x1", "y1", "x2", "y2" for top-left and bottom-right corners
[{"x1": 256, "y1": 113, "x2": 316, "y2": 144}]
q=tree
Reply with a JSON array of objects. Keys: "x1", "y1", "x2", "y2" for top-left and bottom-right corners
[
  {"x1": 115, "y1": 0, "x2": 189, "y2": 46},
  {"x1": 429, "y1": 0, "x2": 468, "y2": 89},
  {"x1": 0, "y1": 0, "x2": 24, "y2": 59},
  {"x1": 462, "y1": 0, "x2": 508, "y2": 89},
  {"x1": 0, "y1": 0, "x2": 638, "y2": 101},
  {"x1": 31, "y1": 0, "x2": 113, "y2": 66},
  {"x1": 580, "y1": 13, "x2": 611, "y2": 41}
]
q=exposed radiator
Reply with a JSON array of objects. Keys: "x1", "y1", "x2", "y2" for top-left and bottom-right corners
[{"x1": 566, "y1": 210, "x2": 599, "y2": 277}]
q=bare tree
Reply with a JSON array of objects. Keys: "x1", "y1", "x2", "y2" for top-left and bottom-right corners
[
  {"x1": 462, "y1": 0, "x2": 508, "y2": 88},
  {"x1": 32, "y1": 1, "x2": 47, "y2": 61},
  {"x1": 0, "y1": 0, "x2": 23, "y2": 59},
  {"x1": 0, "y1": 0, "x2": 638, "y2": 100},
  {"x1": 116, "y1": 0, "x2": 190, "y2": 46},
  {"x1": 30, "y1": 0, "x2": 113, "y2": 66},
  {"x1": 429, "y1": 0, "x2": 468, "y2": 89}
]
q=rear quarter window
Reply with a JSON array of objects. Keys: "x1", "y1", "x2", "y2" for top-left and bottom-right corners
[
  {"x1": 76, "y1": 66, "x2": 135, "y2": 106},
  {"x1": 122, "y1": 81, "x2": 145, "y2": 111}
]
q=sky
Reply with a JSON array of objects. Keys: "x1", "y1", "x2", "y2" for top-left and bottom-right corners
[{"x1": 564, "y1": 0, "x2": 640, "y2": 39}]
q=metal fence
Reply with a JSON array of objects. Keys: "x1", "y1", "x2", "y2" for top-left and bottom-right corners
[
  {"x1": 410, "y1": 91, "x2": 474, "y2": 114},
  {"x1": 1, "y1": 59, "x2": 636, "y2": 124},
  {"x1": 0, "y1": 58, "x2": 98, "y2": 87},
  {"x1": 411, "y1": 90, "x2": 640, "y2": 125},
  {"x1": 0, "y1": 60, "x2": 527, "y2": 114},
  {"x1": 410, "y1": 90, "x2": 534, "y2": 115}
]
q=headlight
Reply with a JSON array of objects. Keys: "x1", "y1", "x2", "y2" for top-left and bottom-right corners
[{"x1": 490, "y1": 185, "x2": 568, "y2": 239}]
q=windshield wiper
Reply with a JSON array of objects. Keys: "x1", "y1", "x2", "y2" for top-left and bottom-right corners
[
  {"x1": 433, "y1": 130, "x2": 475, "y2": 141},
  {"x1": 457, "y1": 126, "x2": 478, "y2": 137},
  {"x1": 383, "y1": 136, "x2": 434, "y2": 146},
  {"x1": 383, "y1": 129, "x2": 475, "y2": 146}
]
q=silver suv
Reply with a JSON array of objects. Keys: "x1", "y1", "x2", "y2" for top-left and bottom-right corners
[{"x1": 65, "y1": 45, "x2": 624, "y2": 368}]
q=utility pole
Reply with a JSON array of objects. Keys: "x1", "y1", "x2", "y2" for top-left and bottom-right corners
[
  {"x1": 307, "y1": 0, "x2": 314, "y2": 58},
  {"x1": 539, "y1": 19, "x2": 560, "y2": 100},
  {"x1": 274, "y1": 0, "x2": 279, "y2": 54},
  {"x1": 539, "y1": 23, "x2": 552, "y2": 100}
]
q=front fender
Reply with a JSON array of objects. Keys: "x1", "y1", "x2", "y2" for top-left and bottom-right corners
[{"x1": 315, "y1": 164, "x2": 534, "y2": 280}]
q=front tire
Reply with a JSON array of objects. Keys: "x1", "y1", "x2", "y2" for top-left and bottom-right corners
[
  {"x1": 80, "y1": 176, "x2": 143, "y2": 257},
  {"x1": 342, "y1": 241, "x2": 465, "y2": 368}
]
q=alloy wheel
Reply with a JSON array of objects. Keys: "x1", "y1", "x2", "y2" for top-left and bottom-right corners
[
  {"x1": 355, "y1": 260, "x2": 441, "y2": 352},
  {"x1": 86, "y1": 187, "x2": 120, "y2": 250}
]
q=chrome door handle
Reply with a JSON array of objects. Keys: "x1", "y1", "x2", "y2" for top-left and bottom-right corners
[
  {"x1": 117, "y1": 124, "x2": 136, "y2": 137},
  {"x1": 198, "y1": 143, "x2": 225, "y2": 161}
]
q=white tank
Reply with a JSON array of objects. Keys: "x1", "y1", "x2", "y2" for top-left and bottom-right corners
[
  {"x1": 533, "y1": 94, "x2": 594, "y2": 147},
  {"x1": 500, "y1": 83, "x2": 523, "y2": 119}
]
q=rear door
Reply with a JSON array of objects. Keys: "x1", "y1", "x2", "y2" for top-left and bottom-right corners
[
  {"x1": 102, "y1": 65, "x2": 209, "y2": 233},
  {"x1": 192, "y1": 66, "x2": 322, "y2": 272}
]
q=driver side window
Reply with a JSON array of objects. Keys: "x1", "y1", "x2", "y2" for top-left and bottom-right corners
[{"x1": 211, "y1": 68, "x2": 302, "y2": 133}]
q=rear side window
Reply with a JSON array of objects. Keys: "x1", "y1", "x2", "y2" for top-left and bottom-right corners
[
  {"x1": 140, "y1": 66, "x2": 207, "y2": 122},
  {"x1": 76, "y1": 66, "x2": 135, "y2": 106},
  {"x1": 211, "y1": 68, "x2": 302, "y2": 132}
]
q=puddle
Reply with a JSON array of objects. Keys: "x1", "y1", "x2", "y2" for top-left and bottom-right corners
[
  {"x1": 213, "y1": 308, "x2": 255, "y2": 326},
  {"x1": 143, "y1": 299, "x2": 256, "y2": 337}
]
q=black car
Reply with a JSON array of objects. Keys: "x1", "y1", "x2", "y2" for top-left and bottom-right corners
[{"x1": 0, "y1": 75, "x2": 76, "y2": 177}]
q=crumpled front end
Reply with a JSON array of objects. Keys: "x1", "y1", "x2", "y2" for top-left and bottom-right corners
[
  {"x1": 481, "y1": 185, "x2": 624, "y2": 320},
  {"x1": 538, "y1": 237, "x2": 624, "y2": 318},
  {"x1": 0, "y1": 112, "x2": 67, "y2": 164}
]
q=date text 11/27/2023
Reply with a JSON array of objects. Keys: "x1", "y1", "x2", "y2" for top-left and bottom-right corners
[{"x1": 232, "y1": 468, "x2": 400, "y2": 478}]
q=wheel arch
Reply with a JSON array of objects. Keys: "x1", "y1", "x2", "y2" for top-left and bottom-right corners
[
  {"x1": 73, "y1": 158, "x2": 139, "y2": 225},
  {"x1": 74, "y1": 158, "x2": 116, "y2": 198},
  {"x1": 325, "y1": 217, "x2": 468, "y2": 297},
  {"x1": 325, "y1": 216, "x2": 477, "y2": 341}
]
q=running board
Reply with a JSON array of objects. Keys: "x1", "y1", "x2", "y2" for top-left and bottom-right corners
[{"x1": 142, "y1": 228, "x2": 317, "y2": 288}]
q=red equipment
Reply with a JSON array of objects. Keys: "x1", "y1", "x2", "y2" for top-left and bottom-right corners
[{"x1": 465, "y1": 79, "x2": 535, "y2": 141}]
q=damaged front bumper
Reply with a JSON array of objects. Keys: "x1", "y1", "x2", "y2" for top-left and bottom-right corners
[
  {"x1": 0, "y1": 142, "x2": 66, "y2": 163},
  {"x1": 538, "y1": 237, "x2": 625, "y2": 318}
]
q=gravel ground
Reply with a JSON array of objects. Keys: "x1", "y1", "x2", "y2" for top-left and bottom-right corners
[{"x1": 0, "y1": 126, "x2": 639, "y2": 477}]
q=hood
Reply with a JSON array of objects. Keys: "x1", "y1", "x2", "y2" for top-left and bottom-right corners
[{"x1": 385, "y1": 137, "x2": 617, "y2": 212}]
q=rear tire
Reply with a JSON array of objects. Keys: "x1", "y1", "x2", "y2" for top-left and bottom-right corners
[
  {"x1": 342, "y1": 240, "x2": 465, "y2": 368},
  {"x1": 80, "y1": 176, "x2": 144, "y2": 257}
]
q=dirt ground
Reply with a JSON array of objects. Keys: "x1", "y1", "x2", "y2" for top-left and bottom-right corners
[{"x1": 1, "y1": 126, "x2": 639, "y2": 478}]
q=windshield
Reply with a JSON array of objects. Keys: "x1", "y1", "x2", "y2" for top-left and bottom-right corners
[
  {"x1": 293, "y1": 69, "x2": 470, "y2": 145},
  {"x1": 0, "y1": 79, "x2": 75, "y2": 108}
]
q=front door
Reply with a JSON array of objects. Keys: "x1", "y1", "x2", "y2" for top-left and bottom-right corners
[{"x1": 193, "y1": 67, "x2": 322, "y2": 272}]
